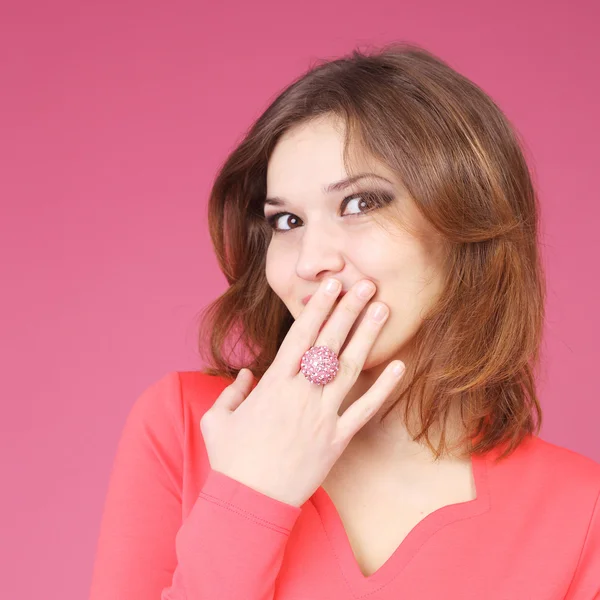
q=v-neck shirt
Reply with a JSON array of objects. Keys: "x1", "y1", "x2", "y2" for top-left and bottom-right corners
[
  {"x1": 308, "y1": 449, "x2": 491, "y2": 592},
  {"x1": 89, "y1": 371, "x2": 600, "y2": 600}
]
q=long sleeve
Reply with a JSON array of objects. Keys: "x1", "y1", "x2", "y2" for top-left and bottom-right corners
[
  {"x1": 89, "y1": 372, "x2": 185, "y2": 599},
  {"x1": 564, "y1": 486, "x2": 600, "y2": 600},
  {"x1": 89, "y1": 371, "x2": 303, "y2": 600},
  {"x1": 162, "y1": 468, "x2": 302, "y2": 599}
]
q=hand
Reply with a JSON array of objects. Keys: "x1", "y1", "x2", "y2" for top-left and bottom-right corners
[{"x1": 199, "y1": 277, "x2": 406, "y2": 507}]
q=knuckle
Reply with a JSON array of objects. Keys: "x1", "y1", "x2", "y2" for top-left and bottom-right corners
[
  {"x1": 296, "y1": 321, "x2": 316, "y2": 345},
  {"x1": 320, "y1": 334, "x2": 339, "y2": 352},
  {"x1": 362, "y1": 397, "x2": 378, "y2": 418},
  {"x1": 331, "y1": 433, "x2": 349, "y2": 454},
  {"x1": 341, "y1": 300, "x2": 362, "y2": 319},
  {"x1": 362, "y1": 404, "x2": 377, "y2": 422},
  {"x1": 339, "y1": 356, "x2": 361, "y2": 379}
]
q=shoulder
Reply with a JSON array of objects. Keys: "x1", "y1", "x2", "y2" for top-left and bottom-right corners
[
  {"x1": 177, "y1": 370, "x2": 236, "y2": 413},
  {"x1": 519, "y1": 435, "x2": 600, "y2": 488},
  {"x1": 123, "y1": 370, "x2": 234, "y2": 442},
  {"x1": 490, "y1": 435, "x2": 600, "y2": 513}
]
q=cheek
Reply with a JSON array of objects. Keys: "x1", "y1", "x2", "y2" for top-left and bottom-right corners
[
  {"x1": 376, "y1": 268, "x2": 443, "y2": 359},
  {"x1": 265, "y1": 246, "x2": 294, "y2": 300},
  {"x1": 354, "y1": 240, "x2": 443, "y2": 358},
  {"x1": 265, "y1": 244, "x2": 281, "y2": 282},
  {"x1": 359, "y1": 292, "x2": 434, "y2": 369}
]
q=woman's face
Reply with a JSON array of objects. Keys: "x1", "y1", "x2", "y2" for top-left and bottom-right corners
[{"x1": 264, "y1": 116, "x2": 447, "y2": 374}]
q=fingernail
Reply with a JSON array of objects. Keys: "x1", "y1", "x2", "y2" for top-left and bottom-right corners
[
  {"x1": 326, "y1": 278, "x2": 341, "y2": 294},
  {"x1": 358, "y1": 281, "x2": 375, "y2": 299},
  {"x1": 393, "y1": 362, "x2": 405, "y2": 376},
  {"x1": 370, "y1": 303, "x2": 388, "y2": 322}
]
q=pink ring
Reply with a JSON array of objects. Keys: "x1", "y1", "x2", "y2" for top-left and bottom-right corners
[{"x1": 300, "y1": 345, "x2": 340, "y2": 385}]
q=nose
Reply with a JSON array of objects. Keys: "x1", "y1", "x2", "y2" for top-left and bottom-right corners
[{"x1": 295, "y1": 221, "x2": 345, "y2": 281}]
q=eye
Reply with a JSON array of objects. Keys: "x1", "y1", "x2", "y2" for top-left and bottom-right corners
[
  {"x1": 264, "y1": 190, "x2": 394, "y2": 233},
  {"x1": 343, "y1": 194, "x2": 372, "y2": 215}
]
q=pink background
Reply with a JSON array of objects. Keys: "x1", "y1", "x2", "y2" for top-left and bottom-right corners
[{"x1": 1, "y1": 1, "x2": 598, "y2": 598}]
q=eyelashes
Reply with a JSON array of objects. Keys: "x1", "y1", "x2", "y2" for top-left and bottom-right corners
[{"x1": 263, "y1": 190, "x2": 395, "y2": 233}]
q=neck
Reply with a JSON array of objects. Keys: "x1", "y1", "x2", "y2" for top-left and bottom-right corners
[{"x1": 338, "y1": 361, "x2": 469, "y2": 465}]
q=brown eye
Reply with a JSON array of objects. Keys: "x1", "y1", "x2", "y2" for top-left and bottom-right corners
[
  {"x1": 342, "y1": 194, "x2": 371, "y2": 215},
  {"x1": 264, "y1": 190, "x2": 394, "y2": 233},
  {"x1": 267, "y1": 213, "x2": 301, "y2": 232},
  {"x1": 341, "y1": 191, "x2": 393, "y2": 216}
]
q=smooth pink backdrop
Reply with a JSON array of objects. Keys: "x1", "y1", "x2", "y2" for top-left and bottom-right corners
[{"x1": 1, "y1": 1, "x2": 598, "y2": 598}]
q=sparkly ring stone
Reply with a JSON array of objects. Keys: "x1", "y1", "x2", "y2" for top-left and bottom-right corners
[{"x1": 300, "y1": 345, "x2": 340, "y2": 385}]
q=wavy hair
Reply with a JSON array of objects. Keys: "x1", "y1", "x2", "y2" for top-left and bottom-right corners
[{"x1": 195, "y1": 42, "x2": 546, "y2": 461}]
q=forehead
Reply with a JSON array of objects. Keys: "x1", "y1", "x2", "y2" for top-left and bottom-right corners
[{"x1": 266, "y1": 117, "x2": 397, "y2": 196}]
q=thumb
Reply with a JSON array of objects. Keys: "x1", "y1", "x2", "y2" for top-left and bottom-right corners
[{"x1": 216, "y1": 368, "x2": 254, "y2": 412}]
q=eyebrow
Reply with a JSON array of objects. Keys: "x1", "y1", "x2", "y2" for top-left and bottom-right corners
[{"x1": 263, "y1": 173, "x2": 393, "y2": 208}]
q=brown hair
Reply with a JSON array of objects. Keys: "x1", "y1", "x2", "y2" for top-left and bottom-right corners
[{"x1": 195, "y1": 41, "x2": 546, "y2": 462}]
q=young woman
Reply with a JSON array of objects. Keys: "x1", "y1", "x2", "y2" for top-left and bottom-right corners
[{"x1": 89, "y1": 43, "x2": 600, "y2": 599}]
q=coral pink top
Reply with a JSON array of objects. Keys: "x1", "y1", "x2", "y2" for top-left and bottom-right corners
[{"x1": 89, "y1": 371, "x2": 600, "y2": 599}]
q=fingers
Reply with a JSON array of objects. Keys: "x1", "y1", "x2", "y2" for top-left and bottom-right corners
[
  {"x1": 313, "y1": 279, "x2": 377, "y2": 355},
  {"x1": 213, "y1": 368, "x2": 254, "y2": 412},
  {"x1": 323, "y1": 298, "x2": 390, "y2": 401},
  {"x1": 334, "y1": 360, "x2": 405, "y2": 445},
  {"x1": 273, "y1": 277, "x2": 344, "y2": 376}
]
